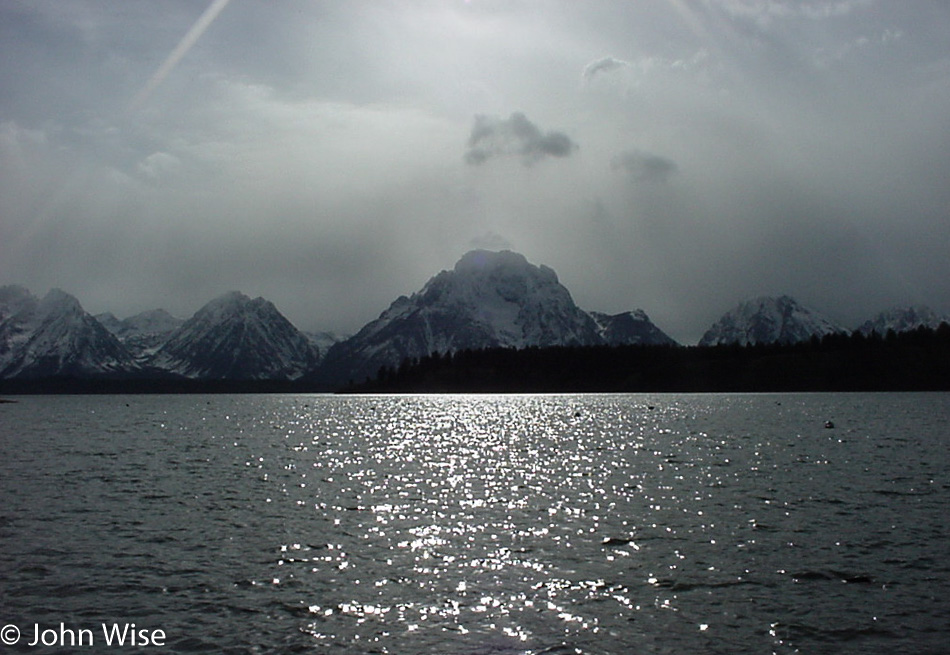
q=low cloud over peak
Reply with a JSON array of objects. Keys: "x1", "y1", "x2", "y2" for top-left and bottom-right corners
[{"x1": 464, "y1": 112, "x2": 577, "y2": 166}]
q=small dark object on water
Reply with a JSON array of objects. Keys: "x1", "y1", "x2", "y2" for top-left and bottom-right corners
[
  {"x1": 824, "y1": 421, "x2": 835, "y2": 429},
  {"x1": 602, "y1": 537, "x2": 632, "y2": 547}
]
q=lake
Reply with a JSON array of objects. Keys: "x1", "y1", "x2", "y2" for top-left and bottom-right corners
[{"x1": 1, "y1": 393, "x2": 948, "y2": 654}]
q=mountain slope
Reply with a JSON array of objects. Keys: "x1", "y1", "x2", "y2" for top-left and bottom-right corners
[
  {"x1": 97, "y1": 308, "x2": 184, "y2": 359},
  {"x1": 699, "y1": 295, "x2": 846, "y2": 346},
  {"x1": 319, "y1": 250, "x2": 625, "y2": 383},
  {"x1": 0, "y1": 288, "x2": 139, "y2": 378},
  {"x1": 149, "y1": 291, "x2": 319, "y2": 379},
  {"x1": 590, "y1": 310, "x2": 677, "y2": 346},
  {"x1": 857, "y1": 306, "x2": 949, "y2": 336},
  {"x1": 304, "y1": 331, "x2": 348, "y2": 361}
]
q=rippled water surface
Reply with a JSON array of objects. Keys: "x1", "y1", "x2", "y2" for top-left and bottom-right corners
[{"x1": 1, "y1": 393, "x2": 949, "y2": 654}]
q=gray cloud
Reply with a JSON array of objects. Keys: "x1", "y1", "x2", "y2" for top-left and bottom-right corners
[
  {"x1": 583, "y1": 56, "x2": 628, "y2": 83},
  {"x1": 611, "y1": 149, "x2": 678, "y2": 182},
  {"x1": 464, "y1": 112, "x2": 577, "y2": 166},
  {"x1": 1, "y1": 2, "x2": 949, "y2": 344},
  {"x1": 468, "y1": 231, "x2": 514, "y2": 252},
  {"x1": 711, "y1": 0, "x2": 872, "y2": 25}
]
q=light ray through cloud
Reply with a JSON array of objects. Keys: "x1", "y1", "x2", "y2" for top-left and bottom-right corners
[{"x1": 126, "y1": 0, "x2": 232, "y2": 113}]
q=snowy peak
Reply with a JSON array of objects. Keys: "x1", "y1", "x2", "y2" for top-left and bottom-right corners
[
  {"x1": 699, "y1": 295, "x2": 847, "y2": 346},
  {"x1": 590, "y1": 310, "x2": 677, "y2": 346},
  {"x1": 97, "y1": 308, "x2": 184, "y2": 360},
  {"x1": 319, "y1": 250, "x2": 675, "y2": 383},
  {"x1": 97, "y1": 308, "x2": 183, "y2": 339},
  {"x1": 450, "y1": 249, "x2": 558, "y2": 286},
  {"x1": 191, "y1": 290, "x2": 252, "y2": 323},
  {"x1": 38, "y1": 288, "x2": 83, "y2": 315},
  {"x1": 0, "y1": 288, "x2": 138, "y2": 378},
  {"x1": 122, "y1": 309, "x2": 183, "y2": 337},
  {"x1": 411, "y1": 249, "x2": 596, "y2": 348},
  {"x1": 149, "y1": 291, "x2": 318, "y2": 380},
  {"x1": 857, "y1": 306, "x2": 949, "y2": 336}
]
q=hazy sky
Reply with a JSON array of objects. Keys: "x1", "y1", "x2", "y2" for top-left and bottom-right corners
[{"x1": 2, "y1": 0, "x2": 949, "y2": 343}]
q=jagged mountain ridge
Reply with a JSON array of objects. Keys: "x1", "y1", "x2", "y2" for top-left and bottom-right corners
[
  {"x1": 3, "y1": 253, "x2": 949, "y2": 383},
  {"x1": 699, "y1": 295, "x2": 847, "y2": 347},
  {"x1": 857, "y1": 306, "x2": 949, "y2": 336},
  {"x1": 149, "y1": 291, "x2": 319, "y2": 380},
  {"x1": 0, "y1": 287, "x2": 139, "y2": 378},
  {"x1": 97, "y1": 309, "x2": 185, "y2": 360},
  {"x1": 316, "y1": 250, "x2": 675, "y2": 383}
]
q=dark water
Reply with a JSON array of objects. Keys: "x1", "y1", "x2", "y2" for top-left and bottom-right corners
[{"x1": 1, "y1": 393, "x2": 948, "y2": 654}]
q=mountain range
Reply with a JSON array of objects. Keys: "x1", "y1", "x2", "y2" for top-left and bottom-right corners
[{"x1": 1, "y1": 250, "x2": 947, "y2": 384}]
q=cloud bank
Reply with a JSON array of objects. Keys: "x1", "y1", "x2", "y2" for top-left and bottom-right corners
[{"x1": 1, "y1": 1, "x2": 949, "y2": 344}]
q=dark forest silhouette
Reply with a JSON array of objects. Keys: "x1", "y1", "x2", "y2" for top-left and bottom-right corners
[
  {"x1": 346, "y1": 324, "x2": 950, "y2": 393},
  {"x1": 2, "y1": 324, "x2": 949, "y2": 394}
]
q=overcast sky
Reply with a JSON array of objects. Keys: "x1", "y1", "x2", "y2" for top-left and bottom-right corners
[{"x1": 2, "y1": 0, "x2": 949, "y2": 343}]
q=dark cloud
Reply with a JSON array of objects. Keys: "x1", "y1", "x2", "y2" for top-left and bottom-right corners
[
  {"x1": 464, "y1": 112, "x2": 577, "y2": 166},
  {"x1": 583, "y1": 56, "x2": 628, "y2": 83},
  {"x1": 611, "y1": 149, "x2": 678, "y2": 182}
]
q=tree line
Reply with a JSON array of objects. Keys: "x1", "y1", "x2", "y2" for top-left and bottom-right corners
[
  {"x1": 3, "y1": 324, "x2": 948, "y2": 394},
  {"x1": 347, "y1": 324, "x2": 950, "y2": 393}
]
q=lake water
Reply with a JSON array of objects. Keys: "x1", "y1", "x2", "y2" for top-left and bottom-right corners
[{"x1": 1, "y1": 393, "x2": 948, "y2": 654}]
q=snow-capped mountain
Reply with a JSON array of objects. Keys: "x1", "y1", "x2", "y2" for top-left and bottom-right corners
[
  {"x1": 97, "y1": 308, "x2": 184, "y2": 359},
  {"x1": 0, "y1": 288, "x2": 139, "y2": 378},
  {"x1": 590, "y1": 310, "x2": 677, "y2": 346},
  {"x1": 149, "y1": 291, "x2": 319, "y2": 379},
  {"x1": 305, "y1": 330, "x2": 348, "y2": 359},
  {"x1": 857, "y1": 306, "x2": 949, "y2": 336},
  {"x1": 318, "y1": 249, "x2": 655, "y2": 383},
  {"x1": 699, "y1": 295, "x2": 847, "y2": 346}
]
